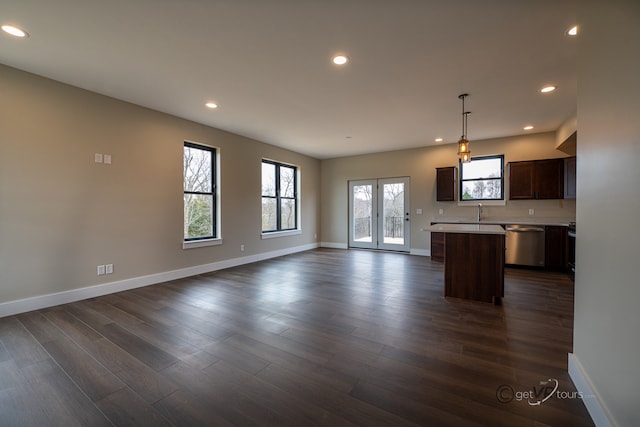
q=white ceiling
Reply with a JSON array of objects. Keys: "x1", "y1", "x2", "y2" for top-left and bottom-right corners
[{"x1": 1, "y1": 0, "x2": 576, "y2": 159}]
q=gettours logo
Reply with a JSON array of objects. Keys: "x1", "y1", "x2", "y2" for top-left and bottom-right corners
[
  {"x1": 496, "y1": 384, "x2": 515, "y2": 403},
  {"x1": 526, "y1": 378, "x2": 558, "y2": 406},
  {"x1": 496, "y1": 378, "x2": 585, "y2": 405}
]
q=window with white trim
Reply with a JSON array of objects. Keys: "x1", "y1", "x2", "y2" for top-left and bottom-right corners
[
  {"x1": 183, "y1": 142, "x2": 217, "y2": 241},
  {"x1": 261, "y1": 160, "x2": 298, "y2": 232},
  {"x1": 459, "y1": 155, "x2": 504, "y2": 201}
]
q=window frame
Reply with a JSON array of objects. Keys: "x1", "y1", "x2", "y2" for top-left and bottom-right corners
[
  {"x1": 458, "y1": 154, "x2": 505, "y2": 203},
  {"x1": 183, "y1": 141, "x2": 219, "y2": 246},
  {"x1": 261, "y1": 159, "x2": 299, "y2": 234}
]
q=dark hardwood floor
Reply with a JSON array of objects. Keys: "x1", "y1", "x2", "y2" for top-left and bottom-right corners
[{"x1": 0, "y1": 248, "x2": 593, "y2": 426}]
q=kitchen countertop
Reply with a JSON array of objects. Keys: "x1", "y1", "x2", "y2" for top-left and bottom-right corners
[
  {"x1": 424, "y1": 223, "x2": 506, "y2": 235},
  {"x1": 430, "y1": 217, "x2": 574, "y2": 227}
]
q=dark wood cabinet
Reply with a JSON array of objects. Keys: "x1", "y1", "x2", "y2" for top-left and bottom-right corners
[
  {"x1": 509, "y1": 158, "x2": 564, "y2": 199},
  {"x1": 431, "y1": 232, "x2": 445, "y2": 261},
  {"x1": 444, "y1": 232, "x2": 505, "y2": 304},
  {"x1": 564, "y1": 156, "x2": 577, "y2": 199},
  {"x1": 545, "y1": 226, "x2": 568, "y2": 270},
  {"x1": 536, "y1": 159, "x2": 564, "y2": 199},
  {"x1": 508, "y1": 161, "x2": 535, "y2": 199},
  {"x1": 436, "y1": 167, "x2": 456, "y2": 201}
]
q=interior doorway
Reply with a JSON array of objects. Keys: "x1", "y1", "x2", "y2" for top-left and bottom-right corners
[{"x1": 348, "y1": 177, "x2": 410, "y2": 252}]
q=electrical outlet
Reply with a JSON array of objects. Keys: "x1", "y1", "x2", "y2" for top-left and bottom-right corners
[
  {"x1": 105, "y1": 264, "x2": 113, "y2": 274},
  {"x1": 416, "y1": 209, "x2": 423, "y2": 215},
  {"x1": 529, "y1": 208, "x2": 535, "y2": 216},
  {"x1": 97, "y1": 265, "x2": 105, "y2": 275},
  {"x1": 439, "y1": 209, "x2": 444, "y2": 215},
  {"x1": 240, "y1": 244, "x2": 245, "y2": 252}
]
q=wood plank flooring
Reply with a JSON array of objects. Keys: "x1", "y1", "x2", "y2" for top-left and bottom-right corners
[{"x1": 0, "y1": 248, "x2": 594, "y2": 426}]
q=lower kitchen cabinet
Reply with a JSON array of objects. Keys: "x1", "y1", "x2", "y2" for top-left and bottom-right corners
[
  {"x1": 444, "y1": 232, "x2": 504, "y2": 304},
  {"x1": 433, "y1": 224, "x2": 570, "y2": 271},
  {"x1": 431, "y1": 232, "x2": 445, "y2": 261},
  {"x1": 545, "y1": 226, "x2": 568, "y2": 270}
]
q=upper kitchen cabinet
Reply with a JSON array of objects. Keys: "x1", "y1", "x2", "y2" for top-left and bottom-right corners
[
  {"x1": 436, "y1": 166, "x2": 457, "y2": 201},
  {"x1": 564, "y1": 156, "x2": 577, "y2": 199},
  {"x1": 508, "y1": 158, "x2": 564, "y2": 200}
]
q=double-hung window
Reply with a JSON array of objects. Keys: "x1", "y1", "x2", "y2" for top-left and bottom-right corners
[
  {"x1": 183, "y1": 142, "x2": 217, "y2": 242},
  {"x1": 262, "y1": 160, "x2": 298, "y2": 232},
  {"x1": 459, "y1": 154, "x2": 504, "y2": 201}
]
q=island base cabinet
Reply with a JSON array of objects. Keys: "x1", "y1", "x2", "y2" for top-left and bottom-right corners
[
  {"x1": 431, "y1": 232, "x2": 445, "y2": 261},
  {"x1": 444, "y1": 233, "x2": 505, "y2": 304}
]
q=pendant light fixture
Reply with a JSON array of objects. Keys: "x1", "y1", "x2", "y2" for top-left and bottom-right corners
[{"x1": 457, "y1": 93, "x2": 471, "y2": 163}]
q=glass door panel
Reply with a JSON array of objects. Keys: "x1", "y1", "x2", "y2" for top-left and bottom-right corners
[
  {"x1": 378, "y1": 178, "x2": 410, "y2": 251},
  {"x1": 349, "y1": 180, "x2": 377, "y2": 249}
]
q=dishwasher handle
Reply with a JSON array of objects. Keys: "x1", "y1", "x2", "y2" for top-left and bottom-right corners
[{"x1": 505, "y1": 226, "x2": 545, "y2": 232}]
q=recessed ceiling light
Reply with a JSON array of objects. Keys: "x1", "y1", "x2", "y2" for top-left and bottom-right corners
[
  {"x1": 205, "y1": 102, "x2": 218, "y2": 109},
  {"x1": 332, "y1": 55, "x2": 349, "y2": 65},
  {"x1": 540, "y1": 85, "x2": 557, "y2": 93},
  {"x1": 524, "y1": 125, "x2": 534, "y2": 131},
  {"x1": 435, "y1": 138, "x2": 443, "y2": 142},
  {"x1": 567, "y1": 26, "x2": 578, "y2": 36},
  {"x1": 2, "y1": 24, "x2": 29, "y2": 38}
]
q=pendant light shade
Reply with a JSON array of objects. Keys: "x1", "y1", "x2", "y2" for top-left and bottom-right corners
[{"x1": 457, "y1": 94, "x2": 471, "y2": 163}]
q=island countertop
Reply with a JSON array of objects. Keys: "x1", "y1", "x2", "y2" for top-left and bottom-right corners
[
  {"x1": 430, "y1": 217, "x2": 574, "y2": 227},
  {"x1": 424, "y1": 223, "x2": 506, "y2": 235}
]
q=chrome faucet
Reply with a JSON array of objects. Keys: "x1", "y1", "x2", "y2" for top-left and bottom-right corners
[{"x1": 477, "y1": 203, "x2": 483, "y2": 222}]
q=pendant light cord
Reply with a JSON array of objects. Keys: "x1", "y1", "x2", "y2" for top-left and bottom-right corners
[
  {"x1": 461, "y1": 94, "x2": 466, "y2": 138},
  {"x1": 459, "y1": 93, "x2": 469, "y2": 139}
]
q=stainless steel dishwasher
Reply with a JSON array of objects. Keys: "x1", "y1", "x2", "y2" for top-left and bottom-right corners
[{"x1": 505, "y1": 224, "x2": 545, "y2": 266}]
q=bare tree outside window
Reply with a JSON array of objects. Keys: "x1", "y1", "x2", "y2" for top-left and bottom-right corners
[
  {"x1": 261, "y1": 162, "x2": 277, "y2": 231},
  {"x1": 460, "y1": 155, "x2": 504, "y2": 201},
  {"x1": 383, "y1": 183, "x2": 405, "y2": 238},
  {"x1": 353, "y1": 185, "x2": 372, "y2": 241},
  {"x1": 184, "y1": 143, "x2": 215, "y2": 240},
  {"x1": 262, "y1": 160, "x2": 298, "y2": 232}
]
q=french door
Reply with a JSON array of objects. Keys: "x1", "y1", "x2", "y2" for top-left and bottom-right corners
[{"x1": 348, "y1": 177, "x2": 410, "y2": 252}]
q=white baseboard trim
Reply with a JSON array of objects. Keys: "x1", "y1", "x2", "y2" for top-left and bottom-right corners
[
  {"x1": 410, "y1": 248, "x2": 430, "y2": 257},
  {"x1": 568, "y1": 353, "x2": 614, "y2": 427},
  {"x1": 0, "y1": 243, "x2": 319, "y2": 318},
  {"x1": 319, "y1": 243, "x2": 430, "y2": 256},
  {"x1": 320, "y1": 242, "x2": 348, "y2": 249}
]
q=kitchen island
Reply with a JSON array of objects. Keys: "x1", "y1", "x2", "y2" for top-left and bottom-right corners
[{"x1": 426, "y1": 224, "x2": 506, "y2": 304}]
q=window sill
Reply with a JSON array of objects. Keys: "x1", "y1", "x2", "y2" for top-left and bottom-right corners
[
  {"x1": 261, "y1": 229, "x2": 302, "y2": 240},
  {"x1": 183, "y1": 238, "x2": 223, "y2": 250},
  {"x1": 458, "y1": 200, "x2": 506, "y2": 207}
]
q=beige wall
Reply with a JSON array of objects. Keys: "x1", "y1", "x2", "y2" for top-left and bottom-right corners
[
  {"x1": 320, "y1": 132, "x2": 575, "y2": 249},
  {"x1": 0, "y1": 64, "x2": 320, "y2": 305},
  {"x1": 573, "y1": 1, "x2": 640, "y2": 426}
]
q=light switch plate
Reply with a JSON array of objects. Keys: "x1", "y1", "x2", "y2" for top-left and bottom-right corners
[
  {"x1": 94, "y1": 153, "x2": 103, "y2": 163},
  {"x1": 105, "y1": 264, "x2": 113, "y2": 274},
  {"x1": 416, "y1": 209, "x2": 423, "y2": 215},
  {"x1": 529, "y1": 208, "x2": 535, "y2": 215},
  {"x1": 103, "y1": 154, "x2": 112, "y2": 164}
]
